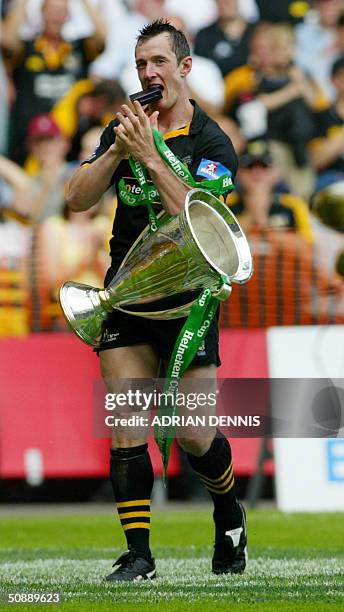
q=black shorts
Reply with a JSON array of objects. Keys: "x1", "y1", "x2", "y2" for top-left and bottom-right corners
[{"x1": 95, "y1": 266, "x2": 221, "y2": 366}]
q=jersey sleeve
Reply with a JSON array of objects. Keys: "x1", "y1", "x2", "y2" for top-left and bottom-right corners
[
  {"x1": 81, "y1": 120, "x2": 117, "y2": 165},
  {"x1": 189, "y1": 120, "x2": 238, "y2": 200}
]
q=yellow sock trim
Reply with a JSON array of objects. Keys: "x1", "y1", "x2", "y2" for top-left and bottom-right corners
[
  {"x1": 199, "y1": 466, "x2": 233, "y2": 489},
  {"x1": 116, "y1": 499, "x2": 150, "y2": 508},
  {"x1": 123, "y1": 522, "x2": 151, "y2": 531},
  {"x1": 194, "y1": 463, "x2": 232, "y2": 485},
  {"x1": 119, "y1": 511, "x2": 151, "y2": 519},
  {"x1": 204, "y1": 474, "x2": 235, "y2": 495}
]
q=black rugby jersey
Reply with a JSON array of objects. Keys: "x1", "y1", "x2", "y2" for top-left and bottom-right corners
[
  {"x1": 194, "y1": 22, "x2": 253, "y2": 78},
  {"x1": 84, "y1": 101, "x2": 238, "y2": 273}
]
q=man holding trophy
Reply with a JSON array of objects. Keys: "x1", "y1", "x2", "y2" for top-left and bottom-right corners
[{"x1": 65, "y1": 20, "x2": 247, "y2": 581}]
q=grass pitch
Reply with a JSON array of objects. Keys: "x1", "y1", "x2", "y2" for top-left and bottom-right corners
[{"x1": 0, "y1": 507, "x2": 343, "y2": 611}]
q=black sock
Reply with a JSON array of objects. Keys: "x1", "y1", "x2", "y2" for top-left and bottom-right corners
[
  {"x1": 110, "y1": 443, "x2": 154, "y2": 559},
  {"x1": 187, "y1": 431, "x2": 242, "y2": 531}
]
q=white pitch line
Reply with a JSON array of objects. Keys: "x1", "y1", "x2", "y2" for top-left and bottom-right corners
[{"x1": 0, "y1": 557, "x2": 343, "y2": 585}]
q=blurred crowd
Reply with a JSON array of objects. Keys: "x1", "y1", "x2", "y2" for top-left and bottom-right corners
[{"x1": 0, "y1": 0, "x2": 343, "y2": 336}]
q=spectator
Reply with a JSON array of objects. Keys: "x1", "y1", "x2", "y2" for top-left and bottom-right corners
[
  {"x1": 24, "y1": 113, "x2": 71, "y2": 220},
  {"x1": 309, "y1": 56, "x2": 344, "y2": 191},
  {"x1": 229, "y1": 140, "x2": 314, "y2": 241},
  {"x1": 0, "y1": 17, "x2": 9, "y2": 154},
  {"x1": 90, "y1": 0, "x2": 166, "y2": 82},
  {"x1": 36, "y1": 126, "x2": 111, "y2": 330},
  {"x1": 224, "y1": 22, "x2": 326, "y2": 118},
  {"x1": 0, "y1": 152, "x2": 33, "y2": 215},
  {"x1": 194, "y1": 0, "x2": 253, "y2": 77},
  {"x1": 0, "y1": 155, "x2": 33, "y2": 336},
  {"x1": 51, "y1": 78, "x2": 127, "y2": 161},
  {"x1": 224, "y1": 22, "x2": 326, "y2": 197},
  {"x1": 5, "y1": 0, "x2": 123, "y2": 42},
  {"x1": 36, "y1": 201, "x2": 110, "y2": 330},
  {"x1": 2, "y1": 0, "x2": 106, "y2": 165},
  {"x1": 296, "y1": 0, "x2": 343, "y2": 100},
  {"x1": 220, "y1": 141, "x2": 344, "y2": 327},
  {"x1": 335, "y1": 11, "x2": 344, "y2": 57},
  {"x1": 164, "y1": 0, "x2": 258, "y2": 34},
  {"x1": 165, "y1": 0, "x2": 217, "y2": 34},
  {"x1": 220, "y1": 228, "x2": 344, "y2": 327}
]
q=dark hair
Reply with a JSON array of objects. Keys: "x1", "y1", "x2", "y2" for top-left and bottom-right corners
[
  {"x1": 136, "y1": 19, "x2": 190, "y2": 64},
  {"x1": 90, "y1": 79, "x2": 126, "y2": 104},
  {"x1": 331, "y1": 56, "x2": 344, "y2": 78}
]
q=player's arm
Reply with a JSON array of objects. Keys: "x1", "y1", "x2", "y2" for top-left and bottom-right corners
[
  {"x1": 190, "y1": 120, "x2": 238, "y2": 202},
  {"x1": 66, "y1": 122, "x2": 125, "y2": 212},
  {"x1": 114, "y1": 101, "x2": 191, "y2": 216},
  {"x1": 1, "y1": 0, "x2": 27, "y2": 54},
  {"x1": 0, "y1": 154, "x2": 33, "y2": 216},
  {"x1": 67, "y1": 147, "x2": 122, "y2": 212},
  {"x1": 81, "y1": 0, "x2": 106, "y2": 56},
  {"x1": 308, "y1": 129, "x2": 344, "y2": 171},
  {"x1": 258, "y1": 82, "x2": 301, "y2": 112},
  {"x1": 144, "y1": 158, "x2": 191, "y2": 216}
]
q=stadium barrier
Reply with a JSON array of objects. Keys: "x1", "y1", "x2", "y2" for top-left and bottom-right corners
[{"x1": 0, "y1": 331, "x2": 272, "y2": 482}]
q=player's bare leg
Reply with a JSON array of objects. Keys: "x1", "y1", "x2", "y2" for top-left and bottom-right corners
[{"x1": 101, "y1": 345, "x2": 159, "y2": 581}]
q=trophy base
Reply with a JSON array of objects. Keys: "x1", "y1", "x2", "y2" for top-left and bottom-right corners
[{"x1": 59, "y1": 282, "x2": 109, "y2": 347}]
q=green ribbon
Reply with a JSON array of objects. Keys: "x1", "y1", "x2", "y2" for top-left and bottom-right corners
[
  {"x1": 152, "y1": 129, "x2": 234, "y2": 195},
  {"x1": 118, "y1": 127, "x2": 234, "y2": 473},
  {"x1": 154, "y1": 277, "x2": 228, "y2": 476},
  {"x1": 118, "y1": 128, "x2": 234, "y2": 234}
]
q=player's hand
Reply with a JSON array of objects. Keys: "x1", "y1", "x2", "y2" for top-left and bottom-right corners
[
  {"x1": 114, "y1": 100, "x2": 160, "y2": 165},
  {"x1": 109, "y1": 122, "x2": 128, "y2": 159}
]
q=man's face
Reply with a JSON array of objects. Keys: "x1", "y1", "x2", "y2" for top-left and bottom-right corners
[
  {"x1": 239, "y1": 162, "x2": 278, "y2": 191},
  {"x1": 216, "y1": 0, "x2": 239, "y2": 21},
  {"x1": 315, "y1": 0, "x2": 342, "y2": 28},
  {"x1": 29, "y1": 136, "x2": 68, "y2": 164},
  {"x1": 42, "y1": 0, "x2": 69, "y2": 36},
  {"x1": 249, "y1": 29, "x2": 275, "y2": 71},
  {"x1": 332, "y1": 68, "x2": 344, "y2": 96},
  {"x1": 135, "y1": 33, "x2": 191, "y2": 111}
]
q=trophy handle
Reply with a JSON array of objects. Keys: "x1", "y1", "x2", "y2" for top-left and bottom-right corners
[{"x1": 59, "y1": 282, "x2": 111, "y2": 347}]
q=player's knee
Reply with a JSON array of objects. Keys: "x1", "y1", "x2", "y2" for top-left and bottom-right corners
[
  {"x1": 111, "y1": 437, "x2": 146, "y2": 448},
  {"x1": 177, "y1": 435, "x2": 214, "y2": 457}
]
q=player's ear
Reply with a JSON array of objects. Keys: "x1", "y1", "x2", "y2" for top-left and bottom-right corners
[{"x1": 180, "y1": 56, "x2": 192, "y2": 78}]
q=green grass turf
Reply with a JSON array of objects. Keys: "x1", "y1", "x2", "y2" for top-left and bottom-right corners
[{"x1": 0, "y1": 509, "x2": 343, "y2": 611}]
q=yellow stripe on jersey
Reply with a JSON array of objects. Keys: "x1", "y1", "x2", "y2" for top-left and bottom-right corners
[{"x1": 164, "y1": 123, "x2": 191, "y2": 140}]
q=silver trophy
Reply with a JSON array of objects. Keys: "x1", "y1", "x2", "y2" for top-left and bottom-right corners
[{"x1": 59, "y1": 189, "x2": 253, "y2": 347}]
